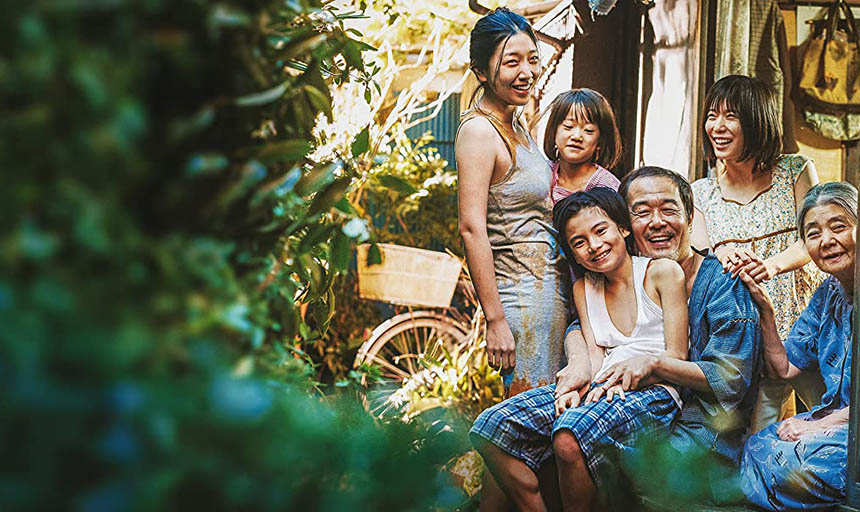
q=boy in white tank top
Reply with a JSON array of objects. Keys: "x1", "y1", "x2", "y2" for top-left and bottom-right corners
[{"x1": 471, "y1": 188, "x2": 689, "y2": 511}]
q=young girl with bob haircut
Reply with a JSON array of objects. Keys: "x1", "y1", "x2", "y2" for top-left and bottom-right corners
[
  {"x1": 456, "y1": 7, "x2": 569, "y2": 397},
  {"x1": 471, "y1": 187, "x2": 689, "y2": 511},
  {"x1": 690, "y1": 74, "x2": 823, "y2": 432},
  {"x1": 543, "y1": 88, "x2": 623, "y2": 204}
]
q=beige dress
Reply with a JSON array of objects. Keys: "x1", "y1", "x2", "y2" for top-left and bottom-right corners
[
  {"x1": 459, "y1": 108, "x2": 569, "y2": 397},
  {"x1": 692, "y1": 154, "x2": 825, "y2": 432}
]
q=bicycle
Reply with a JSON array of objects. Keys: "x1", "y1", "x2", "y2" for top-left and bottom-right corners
[{"x1": 352, "y1": 244, "x2": 483, "y2": 417}]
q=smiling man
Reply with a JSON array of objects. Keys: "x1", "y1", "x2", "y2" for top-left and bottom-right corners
[{"x1": 469, "y1": 166, "x2": 763, "y2": 510}]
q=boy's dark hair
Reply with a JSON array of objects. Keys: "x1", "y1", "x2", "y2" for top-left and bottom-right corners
[
  {"x1": 618, "y1": 166, "x2": 694, "y2": 222},
  {"x1": 552, "y1": 187, "x2": 635, "y2": 276},
  {"x1": 468, "y1": 8, "x2": 538, "y2": 106},
  {"x1": 702, "y1": 74, "x2": 781, "y2": 174},
  {"x1": 543, "y1": 88, "x2": 622, "y2": 170}
]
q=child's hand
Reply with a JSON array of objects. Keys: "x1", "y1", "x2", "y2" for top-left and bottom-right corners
[
  {"x1": 555, "y1": 389, "x2": 583, "y2": 417},
  {"x1": 585, "y1": 383, "x2": 626, "y2": 403}
]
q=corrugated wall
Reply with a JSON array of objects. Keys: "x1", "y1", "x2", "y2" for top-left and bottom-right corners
[{"x1": 405, "y1": 93, "x2": 461, "y2": 170}]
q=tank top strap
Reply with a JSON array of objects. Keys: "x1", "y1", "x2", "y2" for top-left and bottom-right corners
[
  {"x1": 631, "y1": 256, "x2": 651, "y2": 303},
  {"x1": 583, "y1": 273, "x2": 612, "y2": 347},
  {"x1": 458, "y1": 107, "x2": 521, "y2": 168},
  {"x1": 632, "y1": 256, "x2": 663, "y2": 317}
]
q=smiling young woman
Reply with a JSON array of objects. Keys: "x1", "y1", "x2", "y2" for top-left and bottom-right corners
[
  {"x1": 690, "y1": 75, "x2": 825, "y2": 433},
  {"x1": 455, "y1": 7, "x2": 568, "y2": 397}
]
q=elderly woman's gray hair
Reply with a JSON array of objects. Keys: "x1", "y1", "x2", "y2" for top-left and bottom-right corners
[{"x1": 797, "y1": 181, "x2": 859, "y2": 240}]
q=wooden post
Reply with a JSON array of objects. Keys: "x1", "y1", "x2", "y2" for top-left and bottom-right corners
[{"x1": 845, "y1": 140, "x2": 859, "y2": 186}]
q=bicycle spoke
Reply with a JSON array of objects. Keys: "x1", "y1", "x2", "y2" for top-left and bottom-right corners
[
  {"x1": 366, "y1": 352, "x2": 410, "y2": 380},
  {"x1": 397, "y1": 333, "x2": 417, "y2": 375},
  {"x1": 423, "y1": 326, "x2": 437, "y2": 359}
]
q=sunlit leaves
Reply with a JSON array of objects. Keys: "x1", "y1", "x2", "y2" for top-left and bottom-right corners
[
  {"x1": 375, "y1": 173, "x2": 417, "y2": 195},
  {"x1": 351, "y1": 126, "x2": 370, "y2": 157}
]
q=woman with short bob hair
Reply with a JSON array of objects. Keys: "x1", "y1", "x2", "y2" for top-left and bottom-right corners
[
  {"x1": 691, "y1": 74, "x2": 823, "y2": 432},
  {"x1": 700, "y1": 74, "x2": 782, "y2": 174},
  {"x1": 740, "y1": 181, "x2": 857, "y2": 511}
]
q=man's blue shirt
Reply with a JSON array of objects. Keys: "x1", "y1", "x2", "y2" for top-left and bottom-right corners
[{"x1": 673, "y1": 254, "x2": 762, "y2": 465}]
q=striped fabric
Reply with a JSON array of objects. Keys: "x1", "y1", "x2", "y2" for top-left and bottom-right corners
[
  {"x1": 469, "y1": 384, "x2": 678, "y2": 482},
  {"x1": 550, "y1": 161, "x2": 621, "y2": 205}
]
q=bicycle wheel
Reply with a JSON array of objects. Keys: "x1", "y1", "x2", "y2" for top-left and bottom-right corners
[{"x1": 354, "y1": 311, "x2": 470, "y2": 417}]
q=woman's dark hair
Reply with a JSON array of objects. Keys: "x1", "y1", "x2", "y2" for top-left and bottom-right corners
[
  {"x1": 552, "y1": 187, "x2": 635, "y2": 276},
  {"x1": 543, "y1": 89, "x2": 622, "y2": 170},
  {"x1": 468, "y1": 7, "x2": 538, "y2": 105},
  {"x1": 618, "y1": 166, "x2": 694, "y2": 222},
  {"x1": 702, "y1": 74, "x2": 781, "y2": 173}
]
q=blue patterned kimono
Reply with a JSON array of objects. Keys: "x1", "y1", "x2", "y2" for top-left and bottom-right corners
[{"x1": 741, "y1": 276, "x2": 853, "y2": 510}]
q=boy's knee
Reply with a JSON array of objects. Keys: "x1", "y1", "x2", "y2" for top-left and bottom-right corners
[{"x1": 553, "y1": 430, "x2": 584, "y2": 465}]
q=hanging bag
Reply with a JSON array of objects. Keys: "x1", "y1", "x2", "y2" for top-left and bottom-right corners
[{"x1": 799, "y1": 0, "x2": 860, "y2": 140}]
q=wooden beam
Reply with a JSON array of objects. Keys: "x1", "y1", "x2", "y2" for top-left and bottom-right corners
[{"x1": 845, "y1": 141, "x2": 859, "y2": 186}]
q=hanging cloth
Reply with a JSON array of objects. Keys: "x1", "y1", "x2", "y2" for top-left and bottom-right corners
[{"x1": 715, "y1": 0, "x2": 798, "y2": 151}]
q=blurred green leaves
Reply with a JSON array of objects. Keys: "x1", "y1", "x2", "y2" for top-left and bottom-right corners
[{"x1": 0, "y1": 0, "x2": 463, "y2": 509}]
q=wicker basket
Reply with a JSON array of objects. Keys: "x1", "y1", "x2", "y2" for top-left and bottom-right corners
[{"x1": 356, "y1": 244, "x2": 462, "y2": 308}]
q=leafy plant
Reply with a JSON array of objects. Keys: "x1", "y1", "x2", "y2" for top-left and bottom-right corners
[
  {"x1": 386, "y1": 338, "x2": 504, "y2": 423},
  {"x1": 1, "y1": 0, "x2": 466, "y2": 508}
]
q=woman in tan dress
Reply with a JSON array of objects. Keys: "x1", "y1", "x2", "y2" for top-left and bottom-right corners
[
  {"x1": 456, "y1": 8, "x2": 568, "y2": 397},
  {"x1": 691, "y1": 75, "x2": 824, "y2": 433}
]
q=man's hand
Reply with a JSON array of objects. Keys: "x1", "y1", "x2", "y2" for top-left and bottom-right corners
[
  {"x1": 485, "y1": 318, "x2": 516, "y2": 370},
  {"x1": 593, "y1": 355, "x2": 657, "y2": 391},
  {"x1": 777, "y1": 416, "x2": 826, "y2": 441},
  {"x1": 555, "y1": 363, "x2": 590, "y2": 399}
]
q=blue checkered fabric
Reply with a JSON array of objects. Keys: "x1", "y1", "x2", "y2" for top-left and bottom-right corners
[
  {"x1": 470, "y1": 384, "x2": 557, "y2": 471},
  {"x1": 469, "y1": 383, "x2": 679, "y2": 480},
  {"x1": 553, "y1": 385, "x2": 679, "y2": 486}
]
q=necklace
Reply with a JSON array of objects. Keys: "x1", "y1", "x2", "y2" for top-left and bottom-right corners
[{"x1": 475, "y1": 100, "x2": 528, "y2": 146}]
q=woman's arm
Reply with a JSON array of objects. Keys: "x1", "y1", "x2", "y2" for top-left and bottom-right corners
[
  {"x1": 649, "y1": 258, "x2": 689, "y2": 362},
  {"x1": 692, "y1": 206, "x2": 745, "y2": 272},
  {"x1": 777, "y1": 407, "x2": 849, "y2": 441},
  {"x1": 738, "y1": 271, "x2": 802, "y2": 380},
  {"x1": 456, "y1": 118, "x2": 514, "y2": 370},
  {"x1": 751, "y1": 159, "x2": 820, "y2": 280},
  {"x1": 691, "y1": 207, "x2": 712, "y2": 253}
]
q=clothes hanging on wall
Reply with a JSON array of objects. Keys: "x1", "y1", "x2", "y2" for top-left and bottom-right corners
[
  {"x1": 641, "y1": 0, "x2": 699, "y2": 175},
  {"x1": 715, "y1": 0, "x2": 798, "y2": 152}
]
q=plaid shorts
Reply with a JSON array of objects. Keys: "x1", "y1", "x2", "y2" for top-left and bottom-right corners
[
  {"x1": 470, "y1": 384, "x2": 558, "y2": 471},
  {"x1": 470, "y1": 384, "x2": 679, "y2": 479},
  {"x1": 553, "y1": 385, "x2": 679, "y2": 488}
]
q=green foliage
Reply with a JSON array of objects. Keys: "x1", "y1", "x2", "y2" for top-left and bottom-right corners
[
  {"x1": 349, "y1": 0, "x2": 506, "y2": 52},
  {"x1": 386, "y1": 338, "x2": 504, "y2": 423},
  {"x1": 1, "y1": 0, "x2": 464, "y2": 508},
  {"x1": 315, "y1": 133, "x2": 461, "y2": 381},
  {"x1": 365, "y1": 132, "x2": 462, "y2": 254}
]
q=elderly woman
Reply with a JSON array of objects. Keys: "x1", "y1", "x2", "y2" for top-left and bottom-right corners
[{"x1": 739, "y1": 182, "x2": 857, "y2": 510}]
